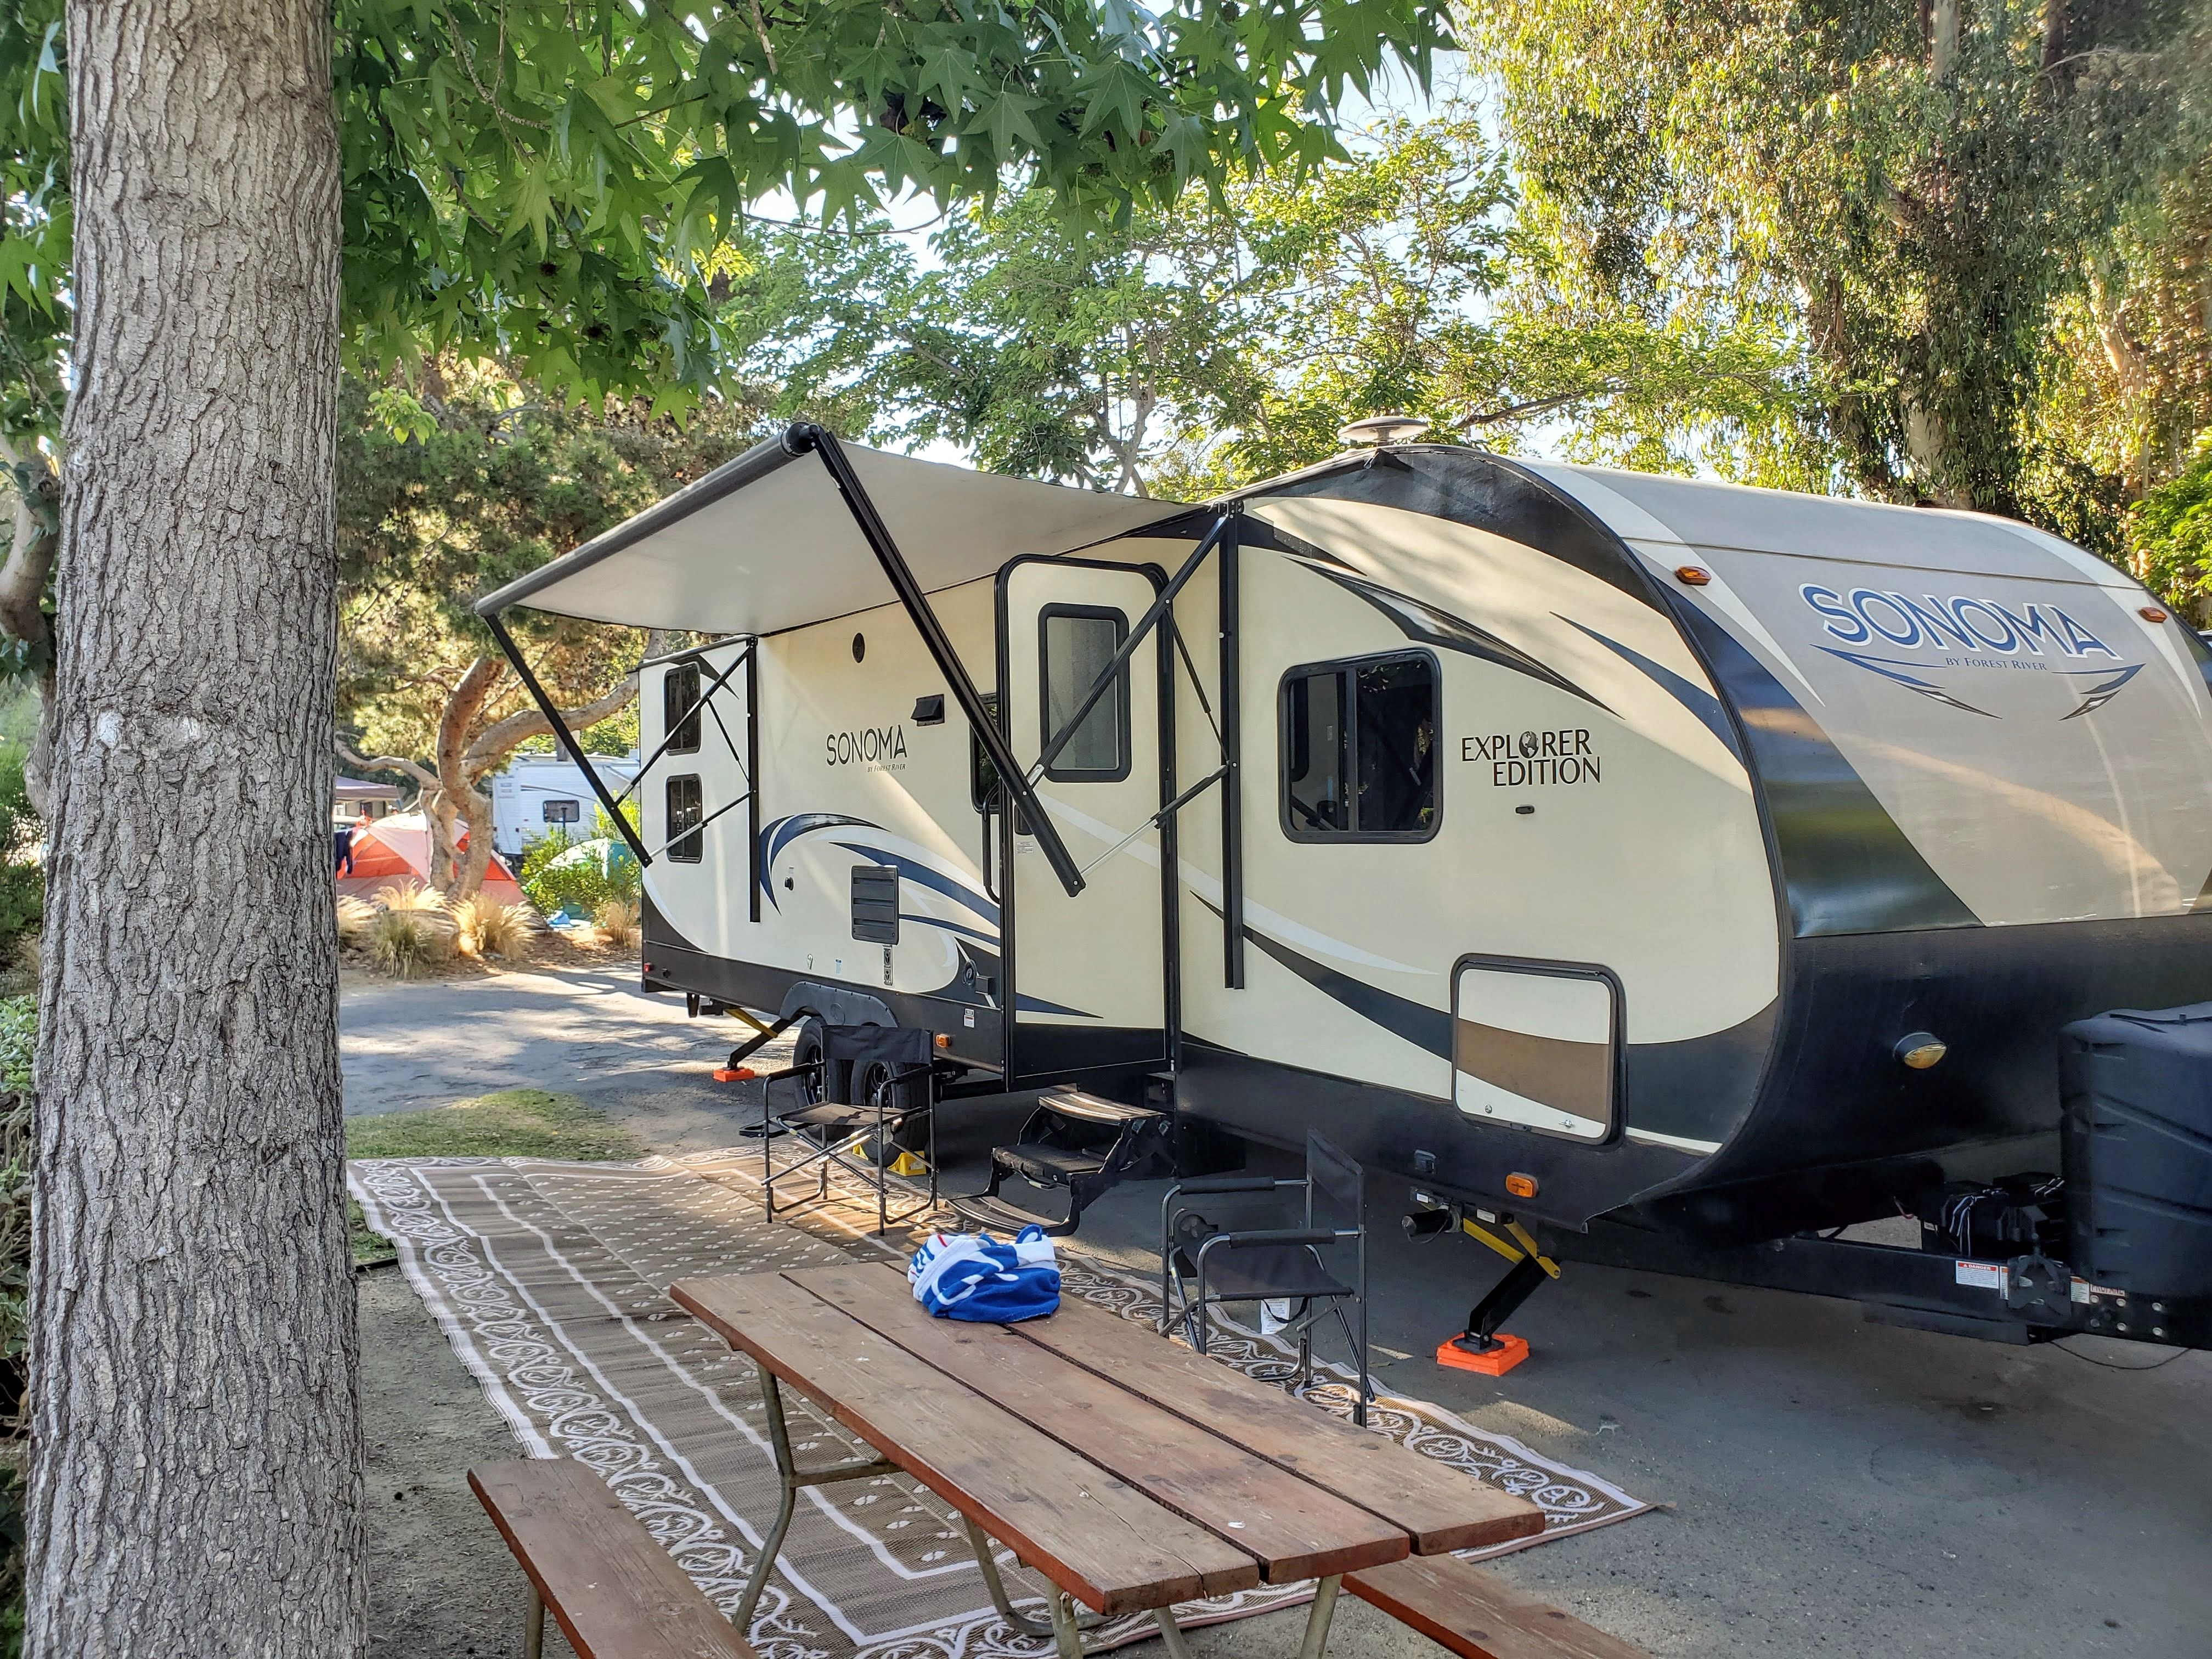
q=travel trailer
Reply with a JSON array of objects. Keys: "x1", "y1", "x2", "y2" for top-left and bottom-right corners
[
  {"x1": 489, "y1": 751, "x2": 641, "y2": 858},
  {"x1": 477, "y1": 424, "x2": 2212, "y2": 1353}
]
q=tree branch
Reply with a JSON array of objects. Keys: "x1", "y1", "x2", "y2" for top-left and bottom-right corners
[{"x1": 459, "y1": 670, "x2": 639, "y2": 780}]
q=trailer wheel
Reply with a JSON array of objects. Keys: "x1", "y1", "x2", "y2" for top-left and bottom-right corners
[
  {"x1": 789, "y1": 1017, "x2": 828, "y2": 1107},
  {"x1": 855, "y1": 1056, "x2": 929, "y2": 1155}
]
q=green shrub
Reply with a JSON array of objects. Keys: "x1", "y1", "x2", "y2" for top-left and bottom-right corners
[
  {"x1": 518, "y1": 829, "x2": 639, "y2": 917},
  {"x1": 0, "y1": 739, "x2": 42, "y2": 952}
]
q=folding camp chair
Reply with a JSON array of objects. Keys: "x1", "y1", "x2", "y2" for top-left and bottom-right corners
[
  {"x1": 1159, "y1": 1130, "x2": 1372, "y2": 1424},
  {"x1": 758, "y1": 1024, "x2": 939, "y2": 1235}
]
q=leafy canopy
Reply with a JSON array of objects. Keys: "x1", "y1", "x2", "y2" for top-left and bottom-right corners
[
  {"x1": 1459, "y1": 0, "x2": 2208, "y2": 526},
  {"x1": 754, "y1": 105, "x2": 1798, "y2": 496},
  {"x1": 0, "y1": 0, "x2": 1448, "y2": 435}
]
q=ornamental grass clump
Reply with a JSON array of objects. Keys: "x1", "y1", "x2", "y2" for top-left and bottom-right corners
[
  {"x1": 453, "y1": 895, "x2": 534, "y2": 962},
  {"x1": 593, "y1": 896, "x2": 640, "y2": 951},
  {"x1": 335, "y1": 894, "x2": 375, "y2": 949},
  {"x1": 366, "y1": 904, "x2": 452, "y2": 979}
]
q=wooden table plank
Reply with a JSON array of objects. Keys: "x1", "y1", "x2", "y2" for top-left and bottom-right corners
[
  {"x1": 1346, "y1": 1555, "x2": 1654, "y2": 1659},
  {"x1": 670, "y1": 1272, "x2": 1260, "y2": 1617},
  {"x1": 469, "y1": 1459, "x2": 755, "y2": 1659},
  {"x1": 788, "y1": 1264, "x2": 1409, "y2": 1584},
  {"x1": 1007, "y1": 1285, "x2": 1545, "y2": 1554}
]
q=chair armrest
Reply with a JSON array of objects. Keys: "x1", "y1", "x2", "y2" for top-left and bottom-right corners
[
  {"x1": 755, "y1": 1061, "x2": 821, "y2": 1083},
  {"x1": 1196, "y1": 1227, "x2": 1343, "y2": 1257},
  {"x1": 1167, "y1": 1177, "x2": 1305, "y2": 1200}
]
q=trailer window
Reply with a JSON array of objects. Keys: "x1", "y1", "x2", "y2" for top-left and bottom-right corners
[
  {"x1": 1038, "y1": 606, "x2": 1130, "y2": 782},
  {"x1": 664, "y1": 662, "x2": 702, "y2": 755},
  {"x1": 665, "y1": 775, "x2": 703, "y2": 862},
  {"x1": 1279, "y1": 652, "x2": 1438, "y2": 841},
  {"x1": 541, "y1": 799, "x2": 579, "y2": 827}
]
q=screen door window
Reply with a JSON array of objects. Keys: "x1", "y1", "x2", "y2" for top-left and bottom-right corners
[
  {"x1": 664, "y1": 663, "x2": 702, "y2": 754},
  {"x1": 665, "y1": 775, "x2": 703, "y2": 862},
  {"x1": 1038, "y1": 606, "x2": 1129, "y2": 781}
]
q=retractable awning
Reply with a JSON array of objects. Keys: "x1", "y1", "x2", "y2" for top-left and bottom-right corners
[{"x1": 475, "y1": 427, "x2": 1192, "y2": 633}]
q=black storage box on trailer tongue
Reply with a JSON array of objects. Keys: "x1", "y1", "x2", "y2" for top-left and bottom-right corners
[{"x1": 2059, "y1": 1002, "x2": 2212, "y2": 1300}]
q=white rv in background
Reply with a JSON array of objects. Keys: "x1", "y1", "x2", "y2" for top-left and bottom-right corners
[{"x1": 489, "y1": 752, "x2": 640, "y2": 857}]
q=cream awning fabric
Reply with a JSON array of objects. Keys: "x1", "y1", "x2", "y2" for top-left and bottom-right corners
[{"x1": 476, "y1": 430, "x2": 1192, "y2": 634}]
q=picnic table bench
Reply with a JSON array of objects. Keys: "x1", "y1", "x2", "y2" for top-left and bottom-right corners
[{"x1": 670, "y1": 1262, "x2": 1552, "y2": 1656}]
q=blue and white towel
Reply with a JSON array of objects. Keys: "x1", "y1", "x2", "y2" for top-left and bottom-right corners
[{"x1": 907, "y1": 1227, "x2": 1061, "y2": 1323}]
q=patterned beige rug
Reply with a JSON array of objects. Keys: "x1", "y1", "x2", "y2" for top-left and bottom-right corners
[{"x1": 351, "y1": 1148, "x2": 1649, "y2": 1659}]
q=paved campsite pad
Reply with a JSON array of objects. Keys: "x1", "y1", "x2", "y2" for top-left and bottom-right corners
[{"x1": 351, "y1": 1147, "x2": 1647, "y2": 1659}]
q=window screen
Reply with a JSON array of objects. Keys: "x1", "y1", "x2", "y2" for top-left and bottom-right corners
[
  {"x1": 665, "y1": 775, "x2": 703, "y2": 862},
  {"x1": 1038, "y1": 607, "x2": 1129, "y2": 781},
  {"x1": 1279, "y1": 653, "x2": 1438, "y2": 840},
  {"x1": 664, "y1": 662, "x2": 702, "y2": 755}
]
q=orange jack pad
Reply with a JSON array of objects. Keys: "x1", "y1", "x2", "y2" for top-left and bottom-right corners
[
  {"x1": 712, "y1": 1066, "x2": 757, "y2": 1083},
  {"x1": 1436, "y1": 1333, "x2": 1528, "y2": 1376}
]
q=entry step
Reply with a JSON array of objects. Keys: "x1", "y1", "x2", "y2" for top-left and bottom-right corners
[{"x1": 952, "y1": 1087, "x2": 1173, "y2": 1237}]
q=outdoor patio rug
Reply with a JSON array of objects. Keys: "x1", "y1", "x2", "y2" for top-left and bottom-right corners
[{"x1": 351, "y1": 1149, "x2": 1650, "y2": 1659}]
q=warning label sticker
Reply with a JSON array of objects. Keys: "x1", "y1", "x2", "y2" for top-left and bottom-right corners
[{"x1": 1954, "y1": 1260, "x2": 2008, "y2": 1292}]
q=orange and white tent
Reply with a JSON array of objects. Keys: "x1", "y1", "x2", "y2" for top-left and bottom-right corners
[{"x1": 336, "y1": 811, "x2": 525, "y2": 906}]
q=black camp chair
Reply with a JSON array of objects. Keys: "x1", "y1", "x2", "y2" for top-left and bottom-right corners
[
  {"x1": 758, "y1": 1024, "x2": 938, "y2": 1235},
  {"x1": 1159, "y1": 1130, "x2": 1372, "y2": 1424}
]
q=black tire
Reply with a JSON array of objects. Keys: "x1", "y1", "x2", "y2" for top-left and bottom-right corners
[
  {"x1": 789, "y1": 1017, "x2": 827, "y2": 1107},
  {"x1": 854, "y1": 1056, "x2": 929, "y2": 1155}
]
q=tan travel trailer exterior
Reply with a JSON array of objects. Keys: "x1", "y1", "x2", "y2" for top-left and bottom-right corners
[{"x1": 478, "y1": 427, "x2": 2212, "y2": 1351}]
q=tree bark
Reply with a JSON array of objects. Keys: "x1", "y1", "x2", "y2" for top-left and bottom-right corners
[{"x1": 29, "y1": 3, "x2": 360, "y2": 1656}]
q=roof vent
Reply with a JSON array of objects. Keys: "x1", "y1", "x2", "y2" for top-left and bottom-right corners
[{"x1": 1338, "y1": 414, "x2": 1431, "y2": 447}]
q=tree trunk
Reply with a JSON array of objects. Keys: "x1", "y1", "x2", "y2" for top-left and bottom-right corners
[
  {"x1": 445, "y1": 661, "x2": 641, "y2": 901},
  {"x1": 436, "y1": 656, "x2": 503, "y2": 900},
  {"x1": 29, "y1": 4, "x2": 360, "y2": 1657}
]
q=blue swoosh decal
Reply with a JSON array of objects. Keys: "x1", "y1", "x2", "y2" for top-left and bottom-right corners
[
  {"x1": 1814, "y1": 647, "x2": 1999, "y2": 718},
  {"x1": 758, "y1": 812, "x2": 878, "y2": 909},
  {"x1": 831, "y1": 842, "x2": 1000, "y2": 928},
  {"x1": 2058, "y1": 662, "x2": 2142, "y2": 720}
]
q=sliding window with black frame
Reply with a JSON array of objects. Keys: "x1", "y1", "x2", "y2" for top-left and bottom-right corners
[
  {"x1": 1279, "y1": 651, "x2": 1440, "y2": 842},
  {"x1": 664, "y1": 661, "x2": 703, "y2": 754},
  {"x1": 665, "y1": 775, "x2": 704, "y2": 861}
]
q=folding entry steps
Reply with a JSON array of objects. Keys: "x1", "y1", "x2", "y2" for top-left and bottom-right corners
[{"x1": 951, "y1": 1088, "x2": 1175, "y2": 1237}]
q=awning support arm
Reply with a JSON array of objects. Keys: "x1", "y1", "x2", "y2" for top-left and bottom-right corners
[
  {"x1": 615, "y1": 640, "x2": 753, "y2": 808},
  {"x1": 481, "y1": 609, "x2": 654, "y2": 868},
  {"x1": 648, "y1": 791, "x2": 750, "y2": 862},
  {"x1": 1030, "y1": 511, "x2": 1233, "y2": 785},
  {"x1": 1080, "y1": 764, "x2": 1228, "y2": 878},
  {"x1": 792, "y1": 423, "x2": 1089, "y2": 898}
]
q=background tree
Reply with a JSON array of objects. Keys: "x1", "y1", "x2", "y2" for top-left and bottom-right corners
[
  {"x1": 1458, "y1": 0, "x2": 2210, "y2": 529},
  {"x1": 335, "y1": 368, "x2": 764, "y2": 896}
]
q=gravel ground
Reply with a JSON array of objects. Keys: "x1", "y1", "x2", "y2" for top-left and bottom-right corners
[{"x1": 345, "y1": 966, "x2": 2212, "y2": 1659}]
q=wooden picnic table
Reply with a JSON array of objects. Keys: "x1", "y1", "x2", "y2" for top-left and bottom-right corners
[{"x1": 670, "y1": 1263, "x2": 1546, "y2": 1658}]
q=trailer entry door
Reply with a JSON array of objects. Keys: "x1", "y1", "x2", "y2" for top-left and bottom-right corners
[{"x1": 998, "y1": 558, "x2": 1170, "y2": 1087}]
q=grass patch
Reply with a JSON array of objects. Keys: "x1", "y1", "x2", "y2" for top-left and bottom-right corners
[
  {"x1": 345, "y1": 1088, "x2": 645, "y2": 1163},
  {"x1": 348, "y1": 1199, "x2": 397, "y2": 1268}
]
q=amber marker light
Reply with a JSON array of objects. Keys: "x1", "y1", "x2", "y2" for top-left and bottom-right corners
[
  {"x1": 1675, "y1": 565, "x2": 1712, "y2": 586},
  {"x1": 934, "y1": 1032, "x2": 953, "y2": 1049},
  {"x1": 1894, "y1": 1032, "x2": 1948, "y2": 1070},
  {"x1": 1504, "y1": 1173, "x2": 1538, "y2": 1200},
  {"x1": 2141, "y1": 605, "x2": 2170, "y2": 622}
]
